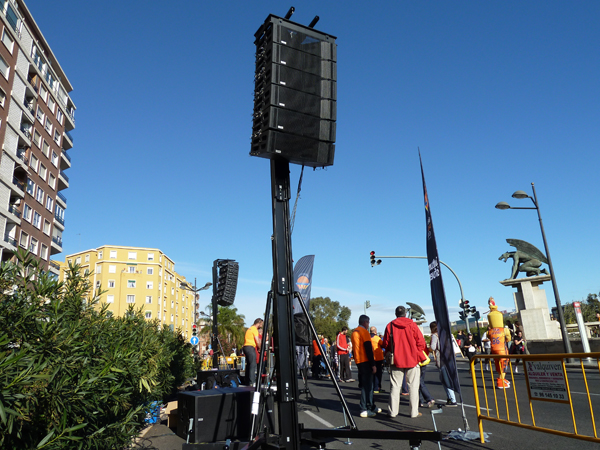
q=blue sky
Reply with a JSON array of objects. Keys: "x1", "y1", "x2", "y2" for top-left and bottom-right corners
[{"x1": 27, "y1": 0, "x2": 600, "y2": 333}]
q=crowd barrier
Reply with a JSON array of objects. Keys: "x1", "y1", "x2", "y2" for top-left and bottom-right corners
[{"x1": 470, "y1": 352, "x2": 600, "y2": 444}]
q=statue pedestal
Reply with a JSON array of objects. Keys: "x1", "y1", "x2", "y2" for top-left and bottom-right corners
[{"x1": 499, "y1": 275, "x2": 561, "y2": 340}]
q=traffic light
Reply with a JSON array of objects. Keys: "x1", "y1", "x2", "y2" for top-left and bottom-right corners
[
  {"x1": 370, "y1": 251, "x2": 381, "y2": 267},
  {"x1": 474, "y1": 311, "x2": 481, "y2": 321},
  {"x1": 216, "y1": 260, "x2": 239, "y2": 306},
  {"x1": 192, "y1": 324, "x2": 198, "y2": 336},
  {"x1": 459, "y1": 300, "x2": 465, "y2": 309},
  {"x1": 459, "y1": 311, "x2": 466, "y2": 321},
  {"x1": 463, "y1": 300, "x2": 470, "y2": 309},
  {"x1": 469, "y1": 307, "x2": 477, "y2": 315}
]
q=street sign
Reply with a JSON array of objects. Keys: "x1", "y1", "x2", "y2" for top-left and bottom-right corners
[{"x1": 190, "y1": 336, "x2": 199, "y2": 346}]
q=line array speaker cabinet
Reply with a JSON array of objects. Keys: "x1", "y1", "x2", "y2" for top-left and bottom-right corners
[
  {"x1": 216, "y1": 260, "x2": 239, "y2": 307},
  {"x1": 251, "y1": 14, "x2": 337, "y2": 168},
  {"x1": 177, "y1": 387, "x2": 253, "y2": 443}
]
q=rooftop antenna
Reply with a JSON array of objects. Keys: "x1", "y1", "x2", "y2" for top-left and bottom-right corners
[
  {"x1": 308, "y1": 16, "x2": 319, "y2": 28},
  {"x1": 284, "y1": 7, "x2": 295, "y2": 19}
]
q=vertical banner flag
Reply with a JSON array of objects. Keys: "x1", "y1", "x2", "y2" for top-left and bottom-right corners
[
  {"x1": 292, "y1": 255, "x2": 315, "y2": 347},
  {"x1": 420, "y1": 153, "x2": 461, "y2": 395}
]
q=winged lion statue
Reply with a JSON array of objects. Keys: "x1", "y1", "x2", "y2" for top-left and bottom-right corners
[
  {"x1": 406, "y1": 302, "x2": 426, "y2": 323},
  {"x1": 498, "y1": 239, "x2": 549, "y2": 280}
]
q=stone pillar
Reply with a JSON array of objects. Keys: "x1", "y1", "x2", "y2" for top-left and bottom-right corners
[{"x1": 499, "y1": 275, "x2": 561, "y2": 340}]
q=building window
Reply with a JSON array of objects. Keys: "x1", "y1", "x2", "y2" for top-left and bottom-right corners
[
  {"x1": 107, "y1": 295, "x2": 115, "y2": 303},
  {"x1": 36, "y1": 106, "x2": 44, "y2": 122},
  {"x1": 30, "y1": 154, "x2": 39, "y2": 172},
  {"x1": 171, "y1": 288, "x2": 174, "y2": 295},
  {"x1": 39, "y1": 84, "x2": 47, "y2": 102},
  {"x1": 0, "y1": 55, "x2": 9, "y2": 79},
  {"x1": 43, "y1": 219, "x2": 50, "y2": 235},
  {"x1": 48, "y1": 96, "x2": 56, "y2": 114},
  {"x1": 96, "y1": 266, "x2": 101, "y2": 274},
  {"x1": 48, "y1": 174, "x2": 56, "y2": 190},
  {"x1": 127, "y1": 280, "x2": 136, "y2": 288},
  {"x1": 35, "y1": 186, "x2": 44, "y2": 203},
  {"x1": 19, "y1": 232, "x2": 29, "y2": 248},
  {"x1": 147, "y1": 268, "x2": 153, "y2": 275},
  {"x1": 98, "y1": 250, "x2": 103, "y2": 259},
  {"x1": 85, "y1": 254, "x2": 90, "y2": 262},
  {"x1": 127, "y1": 295, "x2": 135, "y2": 304},
  {"x1": 108, "y1": 280, "x2": 115, "y2": 288},
  {"x1": 26, "y1": 178, "x2": 34, "y2": 195},
  {"x1": 40, "y1": 244, "x2": 48, "y2": 260},
  {"x1": 171, "y1": 301, "x2": 174, "y2": 308},
  {"x1": 51, "y1": 151, "x2": 58, "y2": 166},
  {"x1": 128, "y1": 266, "x2": 136, "y2": 273},
  {"x1": 95, "y1": 281, "x2": 101, "y2": 289},
  {"x1": 30, "y1": 238, "x2": 39, "y2": 255},
  {"x1": 45, "y1": 196, "x2": 53, "y2": 211},
  {"x1": 39, "y1": 164, "x2": 47, "y2": 181},
  {"x1": 146, "y1": 296, "x2": 152, "y2": 304},
  {"x1": 128, "y1": 252, "x2": 137, "y2": 260},
  {"x1": 32, "y1": 211, "x2": 41, "y2": 229},
  {"x1": 108, "y1": 265, "x2": 116, "y2": 273},
  {"x1": 42, "y1": 140, "x2": 50, "y2": 157},
  {"x1": 23, "y1": 204, "x2": 32, "y2": 221},
  {"x1": 145, "y1": 311, "x2": 152, "y2": 319},
  {"x1": 1, "y1": 29, "x2": 14, "y2": 53},
  {"x1": 146, "y1": 282, "x2": 153, "y2": 289},
  {"x1": 110, "y1": 250, "x2": 117, "y2": 258},
  {"x1": 33, "y1": 130, "x2": 42, "y2": 147},
  {"x1": 170, "y1": 314, "x2": 173, "y2": 322},
  {"x1": 44, "y1": 117, "x2": 52, "y2": 135},
  {"x1": 148, "y1": 253, "x2": 154, "y2": 261},
  {"x1": 56, "y1": 109, "x2": 63, "y2": 125}
]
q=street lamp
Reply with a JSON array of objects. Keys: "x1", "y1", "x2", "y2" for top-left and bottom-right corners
[
  {"x1": 180, "y1": 279, "x2": 212, "y2": 349},
  {"x1": 495, "y1": 183, "x2": 572, "y2": 355}
]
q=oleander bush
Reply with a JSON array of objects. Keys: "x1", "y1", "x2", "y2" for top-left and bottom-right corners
[{"x1": 0, "y1": 250, "x2": 194, "y2": 449}]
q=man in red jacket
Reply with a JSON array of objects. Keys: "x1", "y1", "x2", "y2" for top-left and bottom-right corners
[
  {"x1": 383, "y1": 305, "x2": 426, "y2": 419},
  {"x1": 337, "y1": 327, "x2": 354, "y2": 382}
]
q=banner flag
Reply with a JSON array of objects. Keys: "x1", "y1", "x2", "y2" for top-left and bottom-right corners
[
  {"x1": 292, "y1": 255, "x2": 315, "y2": 347},
  {"x1": 419, "y1": 153, "x2": 461, "y2": 395}
]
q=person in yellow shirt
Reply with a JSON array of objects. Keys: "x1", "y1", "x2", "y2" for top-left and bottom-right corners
[
  {"x1": 351, "y1": 315, "x2": 380, "y2": 418},
  {"x1": 370, "y1": 326, "x2": 385, "y2": 393},
  {"x1": 243, "y1": 318, "x2": 263, "y2": 386}
]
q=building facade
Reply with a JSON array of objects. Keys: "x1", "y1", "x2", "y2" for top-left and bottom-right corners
[
  {"x1": 0, "y1": 0, "x2": 75, "y2": 278},
  {"x1": 60, "y1": 246, "x2": 198, "y2": 339}
]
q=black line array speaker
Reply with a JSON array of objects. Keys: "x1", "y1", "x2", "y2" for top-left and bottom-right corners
[
  {"x1": 177, "y1": 387, "x2": 253, "y2": 443},
  {"x1": 216, "y1": 260, "x2": 239, "y2": 307},
  {"x1": 251, "y1": 14, "x2": 337, "y2": 168}
]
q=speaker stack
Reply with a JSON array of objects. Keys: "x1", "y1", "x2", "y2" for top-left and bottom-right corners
[{"x1": 251, "y1": 15, "x2": 337, "y2": 167}]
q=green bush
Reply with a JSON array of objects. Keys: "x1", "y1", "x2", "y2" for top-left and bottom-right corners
[{"x1": 0, "y1": 250, "x2": 194, "y2": 449}]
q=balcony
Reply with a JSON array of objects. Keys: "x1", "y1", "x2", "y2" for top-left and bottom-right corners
[
  {"x1": 16, "y1": 148, "x2": 29, "y2": 166},
  {"x1": 56, "y1": 191, "x2": 67, "y2": 208},
  {"x1": 65, "y1": 130, "x2": 74, "y2": 144},
  {"x1": 27, "y1": 74, "x2": 39, "y2": 93},
  {"x1": 8, "y1": 205, "x2": 21, "y2": 218},
  {"x1": 54, "y1": 213, "x2": 65, "y2": 226},
  {"x1": 50, "y1": 236, "x2": 63, "y2": 255},
  {"x1": 3, "y1": 234, "x2": 17, "y2": 248},
  {"x1": 58, "y1": 171, "x2": 69, "y2": 190},
  {"x1": 60, "y1": 150, "x2": 71, "y2": 170},
  {"x1": 52, "y1": 236, "x2": 62, "y2": 246},
  {"x1": 62, "y1": 131, "x2": 73, "y2": 149},
  {"x1": 12, "y1": 177, "x2": 25, "y2": 192},
  {"x1": 20, "y1": 125, "x2": 32, "y2": 140}
]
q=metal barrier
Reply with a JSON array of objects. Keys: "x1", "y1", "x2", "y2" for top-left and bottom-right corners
[{"x1": 471, "y1": 352, "x2": 600, "y2": 444}]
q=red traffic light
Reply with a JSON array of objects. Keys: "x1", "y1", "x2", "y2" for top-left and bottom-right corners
[
  {"x1": 370, "y1": 251, "x2": 375, "y2": 256},
  {"x1": 192, "y1": 324, "x2": 197, "y2": 330}
]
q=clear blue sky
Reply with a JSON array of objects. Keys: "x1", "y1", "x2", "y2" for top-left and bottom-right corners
[{"x1": 27, "y1": 0, "x2": 600, "y2": 333}]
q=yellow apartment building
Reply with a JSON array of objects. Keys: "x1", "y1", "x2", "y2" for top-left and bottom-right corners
[{"x1": 58, "y1": 245, "x2": 198, "y2": 339}]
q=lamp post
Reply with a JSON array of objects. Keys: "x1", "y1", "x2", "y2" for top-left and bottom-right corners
[
  {"x1": 495, "y1": 182, "x2": 573, "y2": 355},
  {"x1": 180, "y1": 279, "x2": 212, "y2": 351},
  {"x1": 371, "y1": 254, "x2": 469, "y2": 332}
]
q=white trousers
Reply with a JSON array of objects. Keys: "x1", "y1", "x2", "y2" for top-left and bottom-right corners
[{"x1": 388, "y1": 365, "x2": 420, "y2": 418}]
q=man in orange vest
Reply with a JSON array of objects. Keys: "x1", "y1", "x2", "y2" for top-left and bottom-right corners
[
  {"x1": 351, "y1": 315, "x2": 380, "y2": 418},
  {"x1": 370, "y1": 326, "x2": 385, "y2": 393}
]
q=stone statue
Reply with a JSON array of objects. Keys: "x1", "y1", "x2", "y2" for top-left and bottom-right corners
[
  {"x1": 498, "y1": 239, "x2": 549, "y2": 280},
  {"x1": 406, "y1": 302, "x2": 426, "y2": 323}
]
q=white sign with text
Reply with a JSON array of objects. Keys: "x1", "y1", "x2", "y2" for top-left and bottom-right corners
[{"x1": 526, "y1": 360, "x2": 568, "y2": 402}]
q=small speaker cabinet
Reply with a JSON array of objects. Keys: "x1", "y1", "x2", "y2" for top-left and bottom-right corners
[{"x1": 177, "y1": 387, "x2": 253, "y2": 443}]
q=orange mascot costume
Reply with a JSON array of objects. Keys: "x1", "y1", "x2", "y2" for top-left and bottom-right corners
[{"x1": 487, "y1": 297, "x2": 511, "y2": 389}]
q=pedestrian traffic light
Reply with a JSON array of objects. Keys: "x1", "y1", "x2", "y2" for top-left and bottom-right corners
[
  {"x1": 370, "y1": 251, "x2": 381, "y2": 267},
  {"x1": 192, "y1": 324, "x2": 198, "y2": 336},
  {"x1": 216, "y1": 260, "x2": 239, "y2": 306}
]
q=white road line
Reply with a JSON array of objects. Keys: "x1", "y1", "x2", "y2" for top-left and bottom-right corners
[
  {"x1": 571, "y1": 391, "x2": 600, "y2": 397},
  {"x1": 436, "y1": 400, "x2": 493, "y2": 412},
  {"x1": 303, "y1": 410, "x2": 335, "y2": 428}
]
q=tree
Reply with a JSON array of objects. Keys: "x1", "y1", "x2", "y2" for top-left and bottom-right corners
[
  {"x1": 563, "y1": 292, "x2": 600, "y2": 324},
  {"x1": 200, "y1": 305, "x2": 246, "y2": 355},
  {"x1": 308, "y1": 297, "x2": 351, "y2": 343}
]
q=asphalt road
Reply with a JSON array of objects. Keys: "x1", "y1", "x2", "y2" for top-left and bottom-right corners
[{"x1": 292, "y1": 360, "x2": 600, "y2": 450}]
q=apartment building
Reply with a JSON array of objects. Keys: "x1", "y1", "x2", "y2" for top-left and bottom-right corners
[
  {"x1": 60, "y1": 246, "x2": 198, "y2": 339},
  {"x1": 0, "y1": 0, "x2": 75, "y2": 278}
]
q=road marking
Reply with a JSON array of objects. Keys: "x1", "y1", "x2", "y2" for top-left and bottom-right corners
[
  {"x1": 436, "y1": 400, "x2": 492, "y2": 412},
  {"x1": 571, "y1": 391, "x2": 600, "y2": 397},
  {"x1": 304, "y1": 410, "x2": 335, "y2": 428}
]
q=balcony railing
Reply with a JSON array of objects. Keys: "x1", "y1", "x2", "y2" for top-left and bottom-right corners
[
  {"x1": 54, "y1": 213, "x2": 65, "y2": 225},
  {"x1": 8, "y1": 205, "x2": 21, "y2": 218},
  {"x1": 52, "y1": 236, "x2": 63, "y2": 247},
  {"x1": 57, "y1": 191, "x2": 67, "y2": 205},
  {"x1": 12, "y1": 177, "x2": 25, "y2": 191},
  {"x1": 62, "y1": 151, "x2": 71, "y2": 163},
  {"x1": 59, "y1": 171, "x2": 69, "y2": 182},
  {"x1": 3, "y1": 234, "x2": 17, "y2": 247},
  {"x1": 16, "y1": 148, "x2": 28, "y2": 165},
  {"x1": 66, "y1": 107, "x2": 75, "y2": 125},
  {"x1": 20, "y1": 125, "x2": 32, "y2": 140},
  {"x1": 64, "y1": 130, "x2": 74, "y2": 144},
  {"x1": 49, "y1": 261, "x2": 60, "y2": 271},
  {"x1": 23, "y1": 100, "x2": 34, "y2": 115}
]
